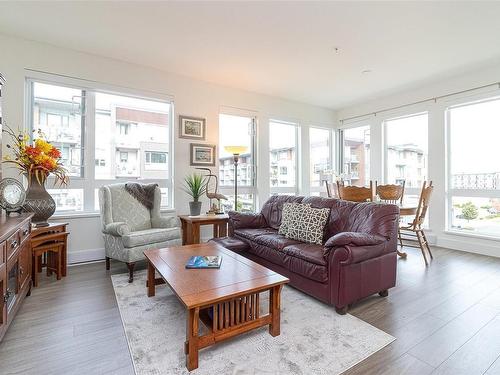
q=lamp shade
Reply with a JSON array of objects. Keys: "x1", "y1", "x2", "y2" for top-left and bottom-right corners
[{"x1": 224, "y1": 145, "x2": 247, "y2": 155}]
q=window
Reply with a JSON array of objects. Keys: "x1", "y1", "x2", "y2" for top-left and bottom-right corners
[
  {"x1": 447, "y1": 97, "x2": 500, "y2": 237},
  {"x1": 310, "y1": 127, "x2": 332, "y2": 189},
  {"x1": 33, "y1": 82, "x2": 84, "y2": 177},
  {"x1": 341, "y1": 125, "x2": 370, "y2": 186},
  {"x1": 218, "y1": 113, "x2": 256, "y2": 211},
  {"x1": 146, "y1": 151, "x2": 167, "y2": 164},
  {"x1": 269, "y1": 120, "x2": 298, "y2": 193},
  {"x1": 28, "y1": 79, "x2": 172, "y2": 213},
  {"x1": 385, "y1": 113, "x2": 428, "y2": 189}
]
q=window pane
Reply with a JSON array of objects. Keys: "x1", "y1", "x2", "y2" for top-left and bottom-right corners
[
  {"x1": 343, "y1": 126, "x2": 370, "y2": 186},
  {"x1": 218, "y1": 114, "x2": 254, "y2": 187},
  {"x1": 270, "y1": 121, "x2": 297, "y2": 188},
  {"x1": 48, "y1": 189, "x2": 83, "y2": 212},
  {"x1": 95, "y1": 93, "x2": 170, "y2": 180},
  {"x1": 221, "y1": 194, "x2": 255, "y2": 213},
  {"x1": 450, "y1": 99, "x2": 500, "y2": 190},
  {"x1": 385, "y1": 113, "x2": 428, "y2": 188},
  {"x1": 310, "y1": 127, "x2": 331, "y2": 187},
  {"x1": 451, "y1": 196, "x2": 500, "y2": 237},
  {"x1": 33, "y1": 82, "x2": 84, "y2": 177}
]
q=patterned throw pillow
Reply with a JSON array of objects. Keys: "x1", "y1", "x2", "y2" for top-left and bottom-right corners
[
  {"x1": 279, "y1": 203, "x2": 310, "y2": 236},
  {"x1": 280, "y1": 203, "x2": 330, "y2": 245}
]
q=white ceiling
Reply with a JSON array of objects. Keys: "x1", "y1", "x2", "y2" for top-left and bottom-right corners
[{"x1": 1, "y1": 1, "x2": 500, "y2": 109}]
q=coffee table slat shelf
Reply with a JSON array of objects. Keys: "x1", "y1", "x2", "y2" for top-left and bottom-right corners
[{"x1": 144, "y1": 243, "x2": 289, "y2": 371}]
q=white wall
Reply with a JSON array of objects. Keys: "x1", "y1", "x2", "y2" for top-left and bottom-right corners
[
  {"x1": 337, "y1": 64, "x2": 500, "y2": 257},
  {"x1": 0, "y1": 34, "x2": 336, "y2": 263}
]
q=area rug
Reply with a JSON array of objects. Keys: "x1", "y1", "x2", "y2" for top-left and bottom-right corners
[{"x1": 111, "y1": 271, "x2": 395, "y2": 375}]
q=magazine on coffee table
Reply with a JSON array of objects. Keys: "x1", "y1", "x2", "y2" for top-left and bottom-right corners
[{"x1": 185, "y1": 255, "x2": 222, "y2": 269}]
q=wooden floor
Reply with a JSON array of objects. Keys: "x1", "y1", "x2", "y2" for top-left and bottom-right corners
[{"x1": 1, "y1": 246, "x2": 500, "y2": 374}]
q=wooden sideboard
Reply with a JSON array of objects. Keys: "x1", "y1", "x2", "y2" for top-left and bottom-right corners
[{"x1": 0, "y1": 212, "x2": 33, "y2": 342}]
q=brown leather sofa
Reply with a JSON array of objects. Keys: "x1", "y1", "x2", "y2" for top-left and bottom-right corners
[{"x1": 212, "y1": 195, "x2": 400, "y2": 314}]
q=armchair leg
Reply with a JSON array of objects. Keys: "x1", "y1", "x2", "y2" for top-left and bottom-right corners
[
  {"x1": 379, "y1": 289, "x2": 389, "y2": 297},
  {"x1": 127, "y1": 262, "x2": 135, "y2": 283},
  {"x1": 105, "y1": 257, "x2": 110, "y2": 271}
]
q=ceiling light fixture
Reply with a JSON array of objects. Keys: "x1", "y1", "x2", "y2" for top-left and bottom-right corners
[{"x1": 362, "y1": 69, "x2": 372, "y2": 74}]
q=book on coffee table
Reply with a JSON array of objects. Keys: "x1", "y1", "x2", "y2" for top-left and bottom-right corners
[{"x1": 185, "y1": 255, "x2": 222, "y2": 269}]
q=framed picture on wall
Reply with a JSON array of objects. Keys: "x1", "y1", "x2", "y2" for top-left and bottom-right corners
[
  {"x1": 179, "y1": 115, "x2": 206, "y2": 140},
  {"x1": 190, "y1": 143, "x2": 216, "y2": 166}
]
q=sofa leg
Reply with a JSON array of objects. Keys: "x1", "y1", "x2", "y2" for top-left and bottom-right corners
[
  {"x1": 105, "y1": 257, "x2": 110, "y2": 271},
  {"x1": 335, "y1": 305, "x2": 348, "y2": 315},
  {"x1": 379, "y1": 289, "x2": 389, "y2": 297},
  {"x1": 127, "y1": 262, "x2": 135, "y2": 283}
]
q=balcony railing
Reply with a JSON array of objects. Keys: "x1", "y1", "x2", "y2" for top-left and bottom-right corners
[{"x1": 452, "y1": 172, "x2": 500, "y2": 190}]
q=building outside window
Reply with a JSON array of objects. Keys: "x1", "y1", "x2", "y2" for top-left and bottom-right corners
[
  {"x1": 342, "y1": 125, "x2": 370, "y2": 186},
  {"x1": 384, "y1": 113, "x2": 428, "y2": 189},
  {"x1": 28, "y1": 79, "x2": 172, "y2": 213},
  {"x1": 447, "y1": 97, "x2": 500, "y2": 238},
  {"x1": 310, "y1": 127, "x2": 332, "y2": 191}
]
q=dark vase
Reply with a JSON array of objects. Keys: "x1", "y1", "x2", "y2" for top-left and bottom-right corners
[
  {"x1": 189, "y1": 201, "x2": 202, "y2": 216},
  {"x1": 22, "y1": 175, "x2": 56, "y2": 227}
]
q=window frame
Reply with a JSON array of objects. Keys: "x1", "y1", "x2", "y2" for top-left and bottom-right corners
[
  {"x1": 269, "y1": 119, "x2": 299, "y2": 195},
  {"x1": 338, "y1": 121, "x2": 371, "y2": 186},
  {"x1": 217, "y1": 111, "x2": 258, "y2": 211},
  {"x1": 309, "y1": 126, "x2": 334, "y2": 194},
  {"x1": 26, "y1": 74, "x2": 174, "y2": 214},
  {"x1": 445, "y1": 94, "x2": 500, "y2": 239}
]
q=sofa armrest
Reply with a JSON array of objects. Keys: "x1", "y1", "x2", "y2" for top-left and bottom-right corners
[
  {"x1": 228, "y1": 211, "x2": 267, "y2": 230},
  {"x1": 152, "y1": 216, "x2": 180, "y2": 229},
  {"x1": 324, "y1": 232, "x2": 386, "y2": 248},
  {"x1": 103, "y1": 222, "x2": 131, "y2": 237}
]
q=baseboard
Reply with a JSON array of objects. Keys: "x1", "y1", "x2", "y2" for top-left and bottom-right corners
[
  {"x1": 67, "y1": 248, "x2": 105, "y2": 264},
  {"x1": 437, "y1": 237, "x2": 500, "y2": 258}
]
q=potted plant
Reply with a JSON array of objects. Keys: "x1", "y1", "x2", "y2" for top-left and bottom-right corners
[
  {"x1": 3, "y1": 126, "x2": 68, "y2": 226},
  {"x1": 182, "y1": 173, "x2": 206, "y2": 216}
]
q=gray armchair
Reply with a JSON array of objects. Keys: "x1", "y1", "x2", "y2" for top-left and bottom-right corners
[{"x1": 98, "y1": 183, "x2": 182, "y2": 282}]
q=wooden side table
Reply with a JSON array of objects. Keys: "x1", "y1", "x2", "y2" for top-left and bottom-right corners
[
  {"x1": 30, "y1": 222, "x2": 69, "y2": 287},
  {"x1": 178, "y1": 215, "x2": 229, "y2": 245}
]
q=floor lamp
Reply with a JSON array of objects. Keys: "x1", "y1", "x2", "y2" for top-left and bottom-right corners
[{"x1": 224, "y1": 145, "x2": 247, "y2": 211}]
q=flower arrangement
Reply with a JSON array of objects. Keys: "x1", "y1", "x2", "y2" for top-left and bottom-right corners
[{"x1": 3, "y1": 125, "x2": 69, "y2": 186}]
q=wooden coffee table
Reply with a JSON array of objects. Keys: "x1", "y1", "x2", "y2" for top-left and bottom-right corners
[{"x1": 144, "y1": 243, "x2": 289, "y2": 371}]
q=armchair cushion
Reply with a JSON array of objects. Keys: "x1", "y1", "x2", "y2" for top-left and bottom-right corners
[
  {"x1": 122, "y1": 227, "x2": 181, "y2": 248},
  {"x1": 324, "y1": 232, "x2": 386, "y2": 248},
  {"x1": 152, "y1": 215, "x2": 180, "y2": 229},
  {"x1": 104, "y1": 222, "x2": 131, "y2": 236}
]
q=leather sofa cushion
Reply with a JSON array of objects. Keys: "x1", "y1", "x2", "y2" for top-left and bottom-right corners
[
  {"x1": 122, "y1": 227, "x2": 181, "y2": 248},
  {"x1": 260, "y1": 195, "x2": 304, "y2": 229},
  {"x1": 282, "y1": 243, "x2": 327, "y2": 266},
  {"x1": 251, "y1": 233, "x2": 302, "y2": 251},
  {"x1": 245, "y1": 241, "x2": 328, "y2": 283},
  {"x1": 234, "y1": 228, "x2": 277, "y2": 241}
]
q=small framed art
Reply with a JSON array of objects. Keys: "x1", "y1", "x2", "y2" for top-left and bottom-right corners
[
  {"x1": 190, "y1": 143, "x2": 216, "y2": 166},
  {"x1": 179, "y1": 115, "x2": 206, "y2": 140}
]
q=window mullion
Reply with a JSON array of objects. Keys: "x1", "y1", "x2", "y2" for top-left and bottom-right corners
[{"x1": 83, "y1": 91, "x2": 96, "y2": 212}]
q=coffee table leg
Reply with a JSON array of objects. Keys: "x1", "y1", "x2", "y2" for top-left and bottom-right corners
[
  {"x1": 147, "y1": 261, "x2": 155, "y2": 297},
  {"x1": 186, "y1": 307, "x2": 199, "y2": 371},
  {"x1": 269, "y1": 285, "x2": 282, "y2": 337}
]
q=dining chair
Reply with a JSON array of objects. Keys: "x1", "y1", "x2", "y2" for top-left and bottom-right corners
[
  {"x1": 324, "y1": 180, "x2": 339, "y2": 198},
  {"x1": 337, "y1": 180, "x2": 374, "y2": 202},
  {"x1": 399, "y1": 181, "x2": 434, "y2": 266},
  {"x1": 376, "y1": 181, "x2": 405, "y2": 204}
]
